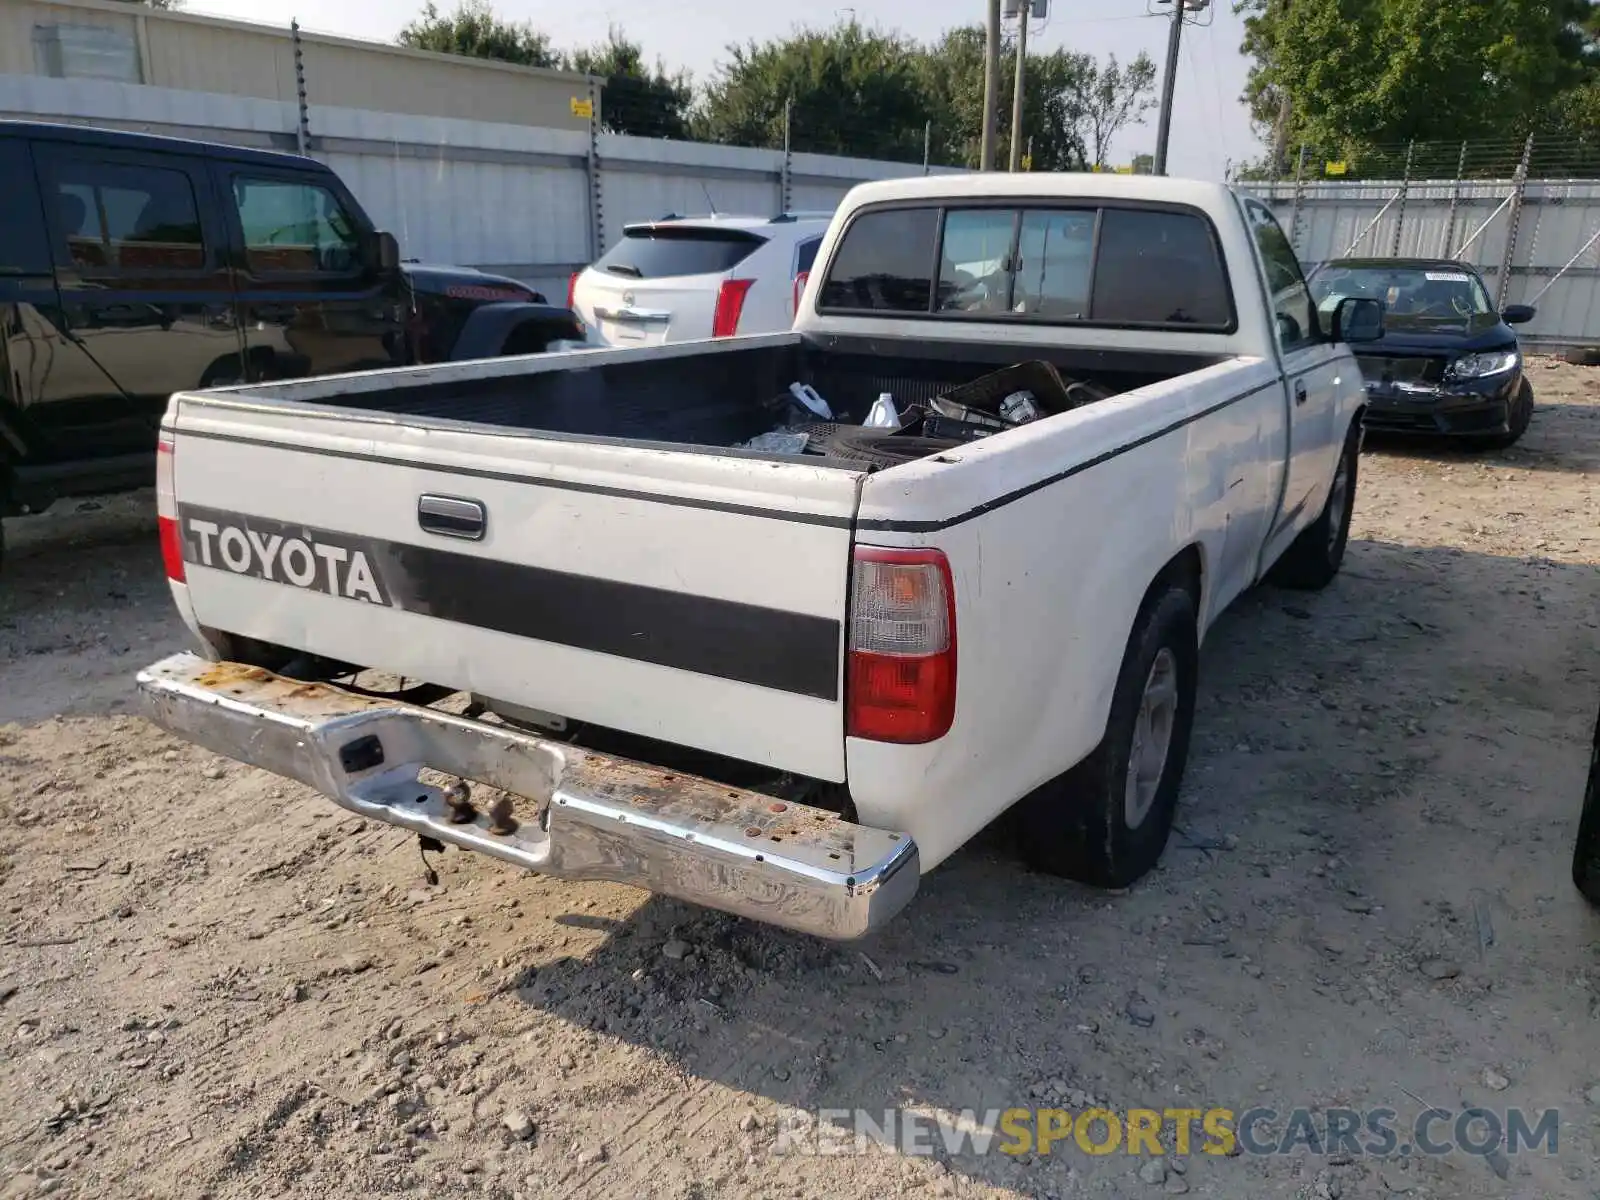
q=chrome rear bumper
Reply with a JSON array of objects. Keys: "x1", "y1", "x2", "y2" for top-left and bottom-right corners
[{"x1": 136, "y1": 654, "x2": 917, "y2": 940}]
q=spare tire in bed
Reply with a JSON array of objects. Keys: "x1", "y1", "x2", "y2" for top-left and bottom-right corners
[{"x1": 821, "y1": 428, "x2": 965, "y2": 469}]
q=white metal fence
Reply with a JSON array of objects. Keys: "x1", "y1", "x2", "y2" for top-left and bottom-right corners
[
  {"x1": 0, "y1": 73, "x2": 956, "y2": 302},
  {"x1": 9, "y1": 73, "x2": 1598, "y2": 345},
  {"x1": 1242, "y1": 175, "x2": 1600, "y2": 349}
]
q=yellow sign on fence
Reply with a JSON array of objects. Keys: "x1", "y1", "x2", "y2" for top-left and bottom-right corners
[
  {"x1": 570, "y1": 97, "x2": 594, "y2": 120},
  {"x1": 1325, "y1": 160, "x2": 1348, "y2": 176}
]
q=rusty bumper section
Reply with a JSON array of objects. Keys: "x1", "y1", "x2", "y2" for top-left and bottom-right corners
[{"x1": 135, "y1": 653, "x2": 918, "y2": 940}]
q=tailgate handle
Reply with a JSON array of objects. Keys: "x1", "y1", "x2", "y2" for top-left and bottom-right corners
[
  {"x1": 1294, "y1": 380, "x2": 1308, "y2": 406},
  {"x1": 418, "y1": 495, "x2": 487, "y2": 541}
]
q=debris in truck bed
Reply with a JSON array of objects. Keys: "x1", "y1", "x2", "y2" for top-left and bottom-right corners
[
  {"x1": 863, "y1": 393, "x2": 903, "y2": 429},
  {"x1": 787, "y1": 381, "x2": 833, "y2": 420},
  {"x1": 742, "y1": 362, "x2": 1118, "y2": 469},
  {"x1": 937, "y1": 360, "x2": 1083, "y2": 419},
  {"x1": 735, "y1": 429, "x2": 812, "y2": 454}
]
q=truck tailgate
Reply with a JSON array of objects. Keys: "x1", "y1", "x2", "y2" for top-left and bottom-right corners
[{"x1": 165, "y1": 395, "x2": 863, "y2": 779}]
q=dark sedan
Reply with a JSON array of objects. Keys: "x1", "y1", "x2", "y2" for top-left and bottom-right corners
[{"x1": 1307, "y1": 258, "x2": 1536, "y2": 448}]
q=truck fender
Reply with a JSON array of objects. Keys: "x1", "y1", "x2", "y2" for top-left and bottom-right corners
[
  {"x1": 1083, "y1": 542, "x2": 1208, "y2": 747},
  {"x1": 448, "y1": 302, "x2": 584, "y2": 362}
]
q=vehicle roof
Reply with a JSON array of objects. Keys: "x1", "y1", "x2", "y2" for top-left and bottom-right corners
[
  {"x1": 0, "y1": 119, "x2": 326, "y2": 172},
  {"x1": 626, "y1": 213, "x2": 832, "y2": 233},
  {"x1": 839, "y1": 172, "x2": 1240, "y2": 211},
  {"x1": 1320, "y1": 257, "x2": 1481, "y2": 273}
]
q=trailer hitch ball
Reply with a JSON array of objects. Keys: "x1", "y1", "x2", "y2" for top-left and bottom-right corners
[
  {"x1": 442, "y1": 778, "x2": 476, "y2": 824},
  {"x1": 486, "y1": 793, "x2": 518, "y2": 837}
]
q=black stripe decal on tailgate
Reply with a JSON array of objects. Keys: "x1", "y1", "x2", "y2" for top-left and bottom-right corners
[{"x1": 177, "y1": 505, "x2": 841, "y2": 700}]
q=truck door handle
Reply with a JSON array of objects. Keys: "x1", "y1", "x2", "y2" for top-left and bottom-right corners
[
  {"x1": 1294, "y1": 380, "x2": 1308, "y2": 406},
  {"x1": 417, "y1": 495, "x2": 487, "y2": 541}
]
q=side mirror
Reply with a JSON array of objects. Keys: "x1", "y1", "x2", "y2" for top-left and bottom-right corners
[
  {"x1": 1501, "y1": 303, "x2": 1536, "y2": 325},
  {"x1": 366, "y1": 230, "x2": 401, "y2": 274},
  {"x1": 1333, "y1": 295, "x2": 1384, "y2": 343}
]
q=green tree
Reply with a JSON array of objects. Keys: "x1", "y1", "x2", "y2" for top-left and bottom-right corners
[
  {"x1": 918, "y1": 28, "x2": 1102, "y2": 170},
  {"x1": 398, "y1": 1, "x2": 558, "y2": 69},
  {"x1": 1072, "y1": 52, "x2": 1159, "y2": 169},
  {"x1": 1236, "y1": 0, "x2": 1599, "y2": 152},
  {"x1": 693, "y1": 21, "x2": 932, "y2": 161},
  {"x1": 566, "y1": 26, "x2": 693, "y2": 139}
]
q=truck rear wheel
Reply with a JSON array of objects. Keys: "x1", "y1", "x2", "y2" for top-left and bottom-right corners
[
  {"x1": 1267, "y1": 422, "x2": 1359, "y2": 591},
  {"x1": 1573, "y1": 698, "x2": 1600, "y2": 906},
  {"x1": 1016, "y1": 581, "x2": 1198, "y2": 887}
]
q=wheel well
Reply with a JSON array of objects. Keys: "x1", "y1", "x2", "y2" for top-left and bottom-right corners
[
  {"x1": 1146, "y1": 544, "x2": 1204, "y2": 614},
  {"x1": 499, "y1": 320, "x2": 556, "y2": 357}
]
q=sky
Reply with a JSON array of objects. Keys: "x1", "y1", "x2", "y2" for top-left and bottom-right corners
[{"x1": 184, "y1": 0, "x2": 1262, "y2": 180}]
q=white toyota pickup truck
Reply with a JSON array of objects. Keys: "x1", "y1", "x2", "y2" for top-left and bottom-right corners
[{"x1": 137, "y1": 174, "x2": 1385, "y2": 941}]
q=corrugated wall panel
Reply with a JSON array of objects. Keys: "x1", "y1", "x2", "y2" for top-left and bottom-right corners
[
  {"x1": 300, "y1": 42, "x2": 586, "y2": 132},
  {"x1": 0, "y1": 2, "x2": 135, "y2": 76},
  {"x1": 144, "y1": 18, "x2": 295, "y2": 101}
]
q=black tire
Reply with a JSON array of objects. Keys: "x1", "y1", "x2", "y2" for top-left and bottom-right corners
[
  {"x1": 822, "y1": 429, "x2": 963, "y2": 469},
  {"x1": 1469, "y1": 378, "x2": 1534, "y2": 451},
  {"x1": 1267, "y1": 422, "x2": 1359, "y2": 591},
  {"x1": 1573, "y1": 698, "x2": 1600, "y2": 906},
  {"x1": 1015, "y1": 580, "x2": 1198, "y2": 887},
  {"x1": 199, "y1": 359, "x2": 246, "y2": 389}
]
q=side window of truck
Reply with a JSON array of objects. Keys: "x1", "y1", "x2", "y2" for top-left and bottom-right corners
[
  {"x1": 1243, "y1": 198, "x2": 1319, "y2": 351},
  {"x1": 232, "y1": 176, "x2": 361, "y2": 275},
  {"x1": 42, "y1": 157, "x2": 205, "y2": 273}
]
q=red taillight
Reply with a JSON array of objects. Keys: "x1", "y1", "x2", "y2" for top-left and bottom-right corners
[
  {"x1": 712, "y1": 278, "x2": 754, "y2": 338},
  {"x1": 156, "y1": 436, "x2": 184, "y2": 582},
  {"x1": 567, "y1": 271, "x2": 579, "y2": 309},
  {"x1": 846, "y1": 547, "x2": 957, "y2": 744},
  {"x1": 159, "y1": 515, "x2": 185, "y2": 582},
  {"x1": 792, "y1": 271, "x2": 810, "y2": 318}
]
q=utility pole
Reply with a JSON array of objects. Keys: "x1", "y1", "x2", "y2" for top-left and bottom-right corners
[
  {"x1": 1153, "y1": 0, "x2": 1186, "y2": 176},
  {"x1": 1267, "y1": 0, "x2": 1293, "y2": 177},
  {"x1": 981, "y1": 0, "x2": 1002, "y2": 171},
  {"x1": 1007, "y1": 3, "x2": 1030, "y2": 172}
]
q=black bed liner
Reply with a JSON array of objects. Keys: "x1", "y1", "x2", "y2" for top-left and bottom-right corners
[{"x1": 315, "y1": 334, "x2": 1230, "y2": 454}]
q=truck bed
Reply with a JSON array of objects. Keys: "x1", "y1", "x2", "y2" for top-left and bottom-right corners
[
  {"x1": 255, "y1": 332, "x2": 1229, "y2": 457},
  {"x1": 158, "y1": 332, "x2": 1238, "y2": 790}
]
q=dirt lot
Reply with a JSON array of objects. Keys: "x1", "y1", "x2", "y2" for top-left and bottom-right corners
[{"x1": 1, "y1": 359, "x2": 1598, "y2": 1200}]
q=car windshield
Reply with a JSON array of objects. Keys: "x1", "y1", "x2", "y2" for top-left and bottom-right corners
[{"x1": 1309, "y1": 264, "x2": 1494, "y2": 324}]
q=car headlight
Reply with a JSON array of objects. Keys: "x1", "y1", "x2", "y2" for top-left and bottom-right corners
[{"x1": 1445, "y1": 350, "x2": 1519, "y2": 381}]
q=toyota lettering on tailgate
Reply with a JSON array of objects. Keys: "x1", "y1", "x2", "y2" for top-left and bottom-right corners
[{"x1": 179, "y1": 506, "x2": 392, "y2": 607}]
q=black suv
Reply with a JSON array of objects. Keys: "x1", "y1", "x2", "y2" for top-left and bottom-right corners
[{"x1": 0, "y1": 120, "x2": 581, "y2": 560}]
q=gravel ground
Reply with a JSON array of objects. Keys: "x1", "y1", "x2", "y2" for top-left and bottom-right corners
[{"x1": 1, "y1": 358, "x2": 1597, "y2": 1200}]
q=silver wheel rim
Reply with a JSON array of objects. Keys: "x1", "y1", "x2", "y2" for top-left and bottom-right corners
[
  {"x1": 1326, "y1": 452, "x2": 1350, "y2": 554},
  {"x1": 1125, "y1": 648, "x2": 1179, "y2": 828}
]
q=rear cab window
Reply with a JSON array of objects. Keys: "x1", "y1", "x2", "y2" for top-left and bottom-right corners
[
  {"x1": 819, "y1": 201, "x2": 1234, "y2": 330},
  {"x1": 595, "y1": 226, "x2": 766, "y2": 280}
]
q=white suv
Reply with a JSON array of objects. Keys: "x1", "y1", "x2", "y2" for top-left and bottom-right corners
[{"x1": 569, "y1": 213, "x2": 832, "y2": 347}]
